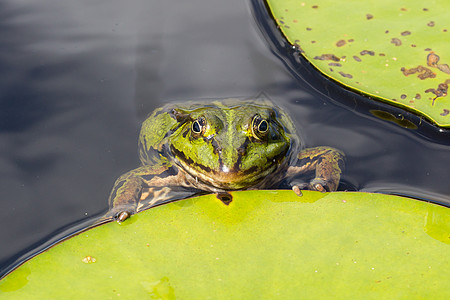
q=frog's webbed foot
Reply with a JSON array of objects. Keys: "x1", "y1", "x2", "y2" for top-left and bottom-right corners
[
  {"x1": 288, "y1": 147, "x2": 345, "y2": 196},
  {"x1": 104, "y1": 204, "x2": 137, "y2": 223},
  {"x1": 106, "y1": 170, "x2": 145, "y2": 223},
  {"x1": 106, "y1": 165, "x2": 196, "y2": 223},
  {"x1": 291, "y1": 179, "x2": 329, "y2": 196},
  {"x1": 102, "y1": 199, "x2": 137, "y2": 223}
]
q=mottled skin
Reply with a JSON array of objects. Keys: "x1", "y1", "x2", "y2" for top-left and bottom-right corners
[{"x1": 107, "y1": 99, "x2": 345, "y2": 221}]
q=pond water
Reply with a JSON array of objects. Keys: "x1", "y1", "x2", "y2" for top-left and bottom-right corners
[{"x1": 0, "y1": 0, "x2": 448, "y2": 276}]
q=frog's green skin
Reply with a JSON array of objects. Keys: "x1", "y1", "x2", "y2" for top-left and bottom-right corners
[{"x1": 107, "y1": 99, "x2": 344, "y2": 221}]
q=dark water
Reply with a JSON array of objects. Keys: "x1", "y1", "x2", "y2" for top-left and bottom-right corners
[{"x1": 0, "y1": 0, "x2": 448, "y2": 276}]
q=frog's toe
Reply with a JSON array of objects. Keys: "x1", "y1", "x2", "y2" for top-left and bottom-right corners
[
  {"x1": 313, "y1": 183, "x2": 326, "y2": 193},
  {"x1": 115, "y1": 211, "x2": 128, "y2": 222},
  {"x1": 292, "y1": 185, "x2": 303, "y2": 196},
  {"x1": 309, "y1": 179, "x2": 331, "y2": 193},
  {"x1": 291, "y1": 182, "x2": 313, "y2": 196},
  {"x1": 114, "y1": 210, "x2": 133, "y2": 222},
  {"x1": 105, "y1": 206, "x2": 135, "y2": 223}
]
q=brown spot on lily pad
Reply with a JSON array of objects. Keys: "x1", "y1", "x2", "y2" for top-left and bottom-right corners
[
  {"x1": 314, "y1": 54, "x2": 340, "y2": 61},
  {"x1": 391, "y1": 38, "x2": 402, "y2": 46},
  {"x1": 440, "y1": 109, "x2": 449, "y2": 116},
  {"x1": 366, "y1": 14, "x2": 373, "y2": 20},
  {"x1": 401, "y1": 31, "x2": 411, "y2": 36},
  {"x1": 336, "y1": 40, "x2": 346, "y2": 47},
  {"x1": 216, "y1": 192, "x2": 233, "y2": 205},
  {"x1": 427, "y1": 52, "x2": 450, "y2": 74},
  {"x1": 306, "y1": 27, "x2": 312, "y2": 31},
  {"x1": 427, "y1": 52, "x2": 440, "y2": 67},
  {"x1": 401, "y1": 94, "x2": 407, "y2": 99},
  {"x1": 353, "y1": 56, "x2": 362, "y2": 62},
  {"x1": 415, "y1": 93, "x2": 421, "y2": 99},
  {"x1": 312, "y1": 5, "x2": 319, "y2": 9},
  {"x1": 360, "y1": 50, "x2": 375, "y2": 56},
  {"x1": 401, "y1": 65, "x2": 436, "y2": 80},
  {"x1": 425, "y1": 79, "x2": 450, "y2": 104},
  {"x1": 427, "y1": 21, "x2": 435, "y2": 27},
  {"x1": 328, "y1": 63, "x2": 342, "y2": 67},
  {"x1": 339, "y1": 72, "x2": 353, "y2": 78},
  {"x1": 437, "y1": 64, "x2": 450, "y2": 75}
]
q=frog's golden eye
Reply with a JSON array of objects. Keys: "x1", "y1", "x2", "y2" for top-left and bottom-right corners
[
  {"x1": 251, "y1": 114, "x2": 269, "y2": 140},
  {"x1": 191, "y1": 117, "x2": 206, "y2": 137}
]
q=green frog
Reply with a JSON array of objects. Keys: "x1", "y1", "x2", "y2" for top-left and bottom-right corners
[{"x1": 107, "y1": 99, "x2": 344, "y2": 222}]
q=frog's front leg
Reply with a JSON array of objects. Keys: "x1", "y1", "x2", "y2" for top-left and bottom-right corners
[
  {"x1": 106, "y1": 164, "x2": 191, "y2": 222},
  {"x1": 287, "y1": 146, "x2": 345, "y2": 195}
]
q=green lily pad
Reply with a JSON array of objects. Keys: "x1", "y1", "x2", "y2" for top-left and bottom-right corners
[
  {"x1": 265, "y1": 0, "x2": 450, "y2": 127},
  {"x1": 1, "y1": 190, "x2": 449, "y2": 298}
]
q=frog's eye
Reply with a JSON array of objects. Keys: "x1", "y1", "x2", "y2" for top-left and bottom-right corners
[
  {"x1": 191, "y1": 117, "x2": 206, "y2": 137},
  {"x1": 251, "y1": 114, "x2": 269, "y2": 140}
]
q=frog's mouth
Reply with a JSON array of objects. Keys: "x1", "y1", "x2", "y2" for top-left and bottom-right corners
[
  {"x1": 177, "y1": 158, "x2": 280, "y2": 190},
  {"x1": 171, "y1": 150, "x2": 288, "y2": 191},
  {"x1": 169, "y1": 141, "x2": 291, "y2": 190}
]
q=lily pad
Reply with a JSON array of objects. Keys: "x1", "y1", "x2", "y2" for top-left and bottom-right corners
[
  {"x1": 265, "y1": 0, "x2": 450, "y2": 127},
  {"x1": 1, "y1": 191, "x2": 449, "y2": 298}
]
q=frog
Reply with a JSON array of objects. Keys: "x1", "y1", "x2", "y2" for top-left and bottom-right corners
[{"x1": 107, "y1": 98, "x2": 345, "y2": 222}]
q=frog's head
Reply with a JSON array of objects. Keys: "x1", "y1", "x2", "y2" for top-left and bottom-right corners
[{"x1": 167, "y1": 100, "x2": 299, "y2": 190}]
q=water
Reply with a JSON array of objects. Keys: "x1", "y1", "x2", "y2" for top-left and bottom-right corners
[{"x1": 0, "y1": 0, "x2": 448, "y2": 277}]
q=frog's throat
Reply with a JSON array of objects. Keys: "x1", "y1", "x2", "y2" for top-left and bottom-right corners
[{"x1": 176, "y1": 158, "x2": 279, "y2": 190}]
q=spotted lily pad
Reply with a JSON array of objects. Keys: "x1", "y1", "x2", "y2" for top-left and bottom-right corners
[
  {"x1": 0, "y1": 191, "x2": 449, "y2": 298},
  {"x1": 265, "y1": 0, "x2": 450, "y2": 127}
]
